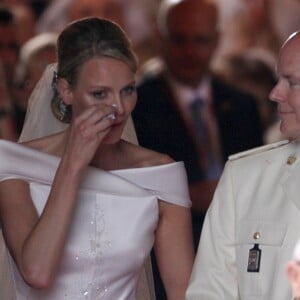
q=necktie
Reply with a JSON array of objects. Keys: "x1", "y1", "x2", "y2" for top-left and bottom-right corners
[
  {"x1": 189, "y1": 97, "x2": 207, "y2": 144},
  {"x1": 189, "y1": 97, "x2": 222, "y2": 180}
]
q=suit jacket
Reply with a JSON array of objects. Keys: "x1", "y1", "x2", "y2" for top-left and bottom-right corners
[
  {"x1": 186, "y1": 140, "x2": 299, "y2": 300},
  {"x1": 132, "y1": 71, "x2": 263, "y2": 184}
]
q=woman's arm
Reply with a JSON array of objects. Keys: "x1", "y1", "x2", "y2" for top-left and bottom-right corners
[
  {"x1": 0, "y1": 104, "x2": 117, "y2": 289},
  {"x1": 154, "y1": 201, "x2": 194, "y2": 300},
  {"x1": 0, "y1": 156, "x2": 82, "y2": 289}
]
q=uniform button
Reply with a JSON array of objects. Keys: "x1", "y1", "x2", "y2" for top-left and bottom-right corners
[
  {"x1": 253, "y1": 232, "x2": 260, "y2": 240},
  {"x1": 287, "y1": 155, "x2": 297, "y2": 165}
]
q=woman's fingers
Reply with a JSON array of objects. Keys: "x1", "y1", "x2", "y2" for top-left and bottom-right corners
[
  {"x1": 74, "y1": 104, "x2": 117, "y2": 139},
  {"x1": 63, "y1": 104, "x2": 118, "y2": 169}
]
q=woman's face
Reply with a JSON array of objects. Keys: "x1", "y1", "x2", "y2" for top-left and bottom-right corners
[{"x1": 66, "y1": 56, "x2": 137, "y2": 144}]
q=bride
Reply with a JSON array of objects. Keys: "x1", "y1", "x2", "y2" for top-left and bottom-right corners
[{"x1": 0, "y1": 17, "x2": 194, "y2": 299}]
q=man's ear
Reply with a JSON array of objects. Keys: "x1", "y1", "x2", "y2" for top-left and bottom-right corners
[{"x1": 57, "y1": 78, "x2": 73, "y2": 105}]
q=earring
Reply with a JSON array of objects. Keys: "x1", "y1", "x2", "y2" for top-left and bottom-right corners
[
  {"x1": 51, "y1": 95, "x2": 72, "y2": 123},
  {"x1": 51, "y1": 71, "x2": 72, "y2": 123}
]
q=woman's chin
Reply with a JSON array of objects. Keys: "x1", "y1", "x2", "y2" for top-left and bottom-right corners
[{"x1": 102, "y1": 130, "x2": 123, "y2": 144}]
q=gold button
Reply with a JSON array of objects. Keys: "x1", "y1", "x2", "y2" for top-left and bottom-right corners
[
  {"x1": 287, "y1": 155, "x2": 297, "y2": 165},
  {"x1": 253, "y1": 232, "x2": 260, "y2": 240}
]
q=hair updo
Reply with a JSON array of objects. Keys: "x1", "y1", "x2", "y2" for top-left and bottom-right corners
[{"x1": 52, "y1": 17, "x2": 138, "y2": 123}]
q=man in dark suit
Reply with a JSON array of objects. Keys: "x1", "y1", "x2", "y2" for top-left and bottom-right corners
[
  {"x1": 132, "y1": 0, "x2": 263, "y2": 298},
  {"x1": 134, "y1": 0, "x2": 263, "y2": 238}
]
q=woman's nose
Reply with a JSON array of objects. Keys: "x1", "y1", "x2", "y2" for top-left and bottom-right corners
[{"x1": 112, "y1": 98, "x2": 124, "y2": 115}]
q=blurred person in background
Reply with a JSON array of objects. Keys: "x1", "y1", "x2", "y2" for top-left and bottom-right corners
[
  {"x1": 36, "y1": 0, "x2": 159, "y2": 66},
  {"x1": 0, "y1": 60, "x2": 18, "y2": 141},
  {"x1": 13, "y1": 32, "x2": 57, "y2": 135},
  {"x1": 6, "y1": 2, "x2": 36, "y2": 45},
  {"x1": 0, "y1": 5, "x2": 20, "y2": 140},
  {"x1": 134, "y1": 0, "x2": 263, "y2": 244},
  {"x1": 213, "y1": 0, "x2": 281, "y2": 70},
  {"x1": 217, "y1": 49, "x2": 280, "y2": 142},
  {"x1": 132, "y1": 0, "x2": 263, "y2": 298},
  {"x1": 0, "y1": 5, "x2": 19, "y2": 94}
]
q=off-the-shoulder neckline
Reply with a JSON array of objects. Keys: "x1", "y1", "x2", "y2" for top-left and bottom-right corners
[{"x1": 0, "y1": 140, "x2": 183, "y2": 173}]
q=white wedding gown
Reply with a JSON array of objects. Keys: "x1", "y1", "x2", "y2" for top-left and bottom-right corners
[{"x1": 0, "y1": 140, "x2": 190, "y2": 300}]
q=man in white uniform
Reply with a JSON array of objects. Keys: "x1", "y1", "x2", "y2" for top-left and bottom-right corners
[{"x1": 186, "y1": 30, "x2": 300, "y2": 299}]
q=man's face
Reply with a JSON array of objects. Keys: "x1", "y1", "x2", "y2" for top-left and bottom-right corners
[
  {"x1": 270, "y1": 36, "x2": 300, "y2": 139},
  {"x1": 0, "y1": 24, "x2": 19, "y2": 85},
  {"x1": 161, "y1": 2, "x2": 218, "y2": 88}
]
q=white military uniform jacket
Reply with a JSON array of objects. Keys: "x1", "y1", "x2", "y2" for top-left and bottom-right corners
[{"x1": 186, "y1": 140, "x2": 300, "y2": 300}]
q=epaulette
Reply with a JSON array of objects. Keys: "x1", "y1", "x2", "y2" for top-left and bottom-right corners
[{"x1": 228, "y1": 140, "x2": 290, "y2": 161}]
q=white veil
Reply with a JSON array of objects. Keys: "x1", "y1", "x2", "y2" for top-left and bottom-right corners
[{"x1": 18, "y1": 63, "x2": 67, "y2": 142}]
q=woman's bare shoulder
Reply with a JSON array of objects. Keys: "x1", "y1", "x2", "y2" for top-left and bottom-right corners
[{"x1": 121, "y1": 141, "x2": 174, "y2": 168}]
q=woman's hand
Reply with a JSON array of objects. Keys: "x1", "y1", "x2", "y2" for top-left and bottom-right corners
[{"x1": 63, "y1": 104, "x2": 117, "y2": 171}]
